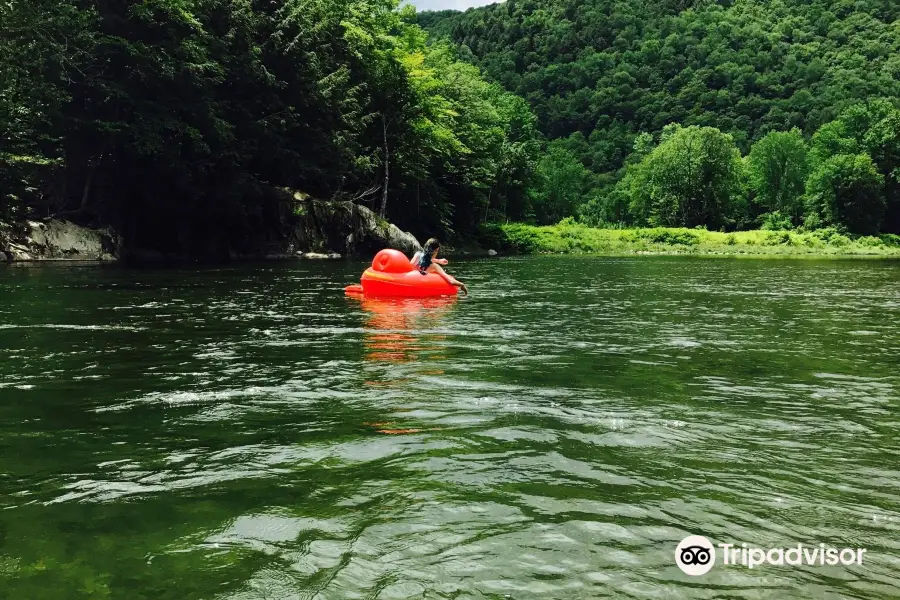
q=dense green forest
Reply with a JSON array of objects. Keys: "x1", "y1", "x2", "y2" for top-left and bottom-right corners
[
  {"x1": 2, "y1": 0, "x2": 899, "y2": 256},
  {"x1": 1, "y1": 0, "x2": 540, "y2": 254},
  {"x1": 421, "y1": 0, "x2": 900, "y2": 234}
]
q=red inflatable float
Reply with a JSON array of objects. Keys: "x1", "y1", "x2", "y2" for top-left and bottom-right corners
[{"x1": 345, "y1": 249, "x2": 458, "y2": 297}]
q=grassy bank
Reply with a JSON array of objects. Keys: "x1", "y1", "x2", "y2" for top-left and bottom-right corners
[{"x1": 483, "y1": 222, "x2": 900, "y2": 257}]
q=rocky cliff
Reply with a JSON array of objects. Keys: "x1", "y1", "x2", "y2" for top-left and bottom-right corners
[
  {"x1": 1, "y1": 195, "x2": 421, "y2": 263},
  {"x1": 1, "y1": 220, "x2": 120, "y2": 262},
  {"x1": 287, "y1": 196, "x2": 421, "y2": 259}
]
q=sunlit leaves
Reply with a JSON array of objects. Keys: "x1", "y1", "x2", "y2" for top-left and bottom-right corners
[
  {"x1": 747, "y1": 129, "x2": 809, "y2": 224},
  {"x1": 422, "y1": 0, "x2": 900, "y2": 228},
  {"x1": 0, "y1": 0, "x2": 540, "y2": 243},
  {"x1": 627, "y1": 125, "x2": 744, "y2": 229}
]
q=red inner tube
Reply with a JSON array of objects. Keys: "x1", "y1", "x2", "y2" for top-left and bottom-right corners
[{"x1": 351, "y1": 249, "x2": 458, "y2": 297}]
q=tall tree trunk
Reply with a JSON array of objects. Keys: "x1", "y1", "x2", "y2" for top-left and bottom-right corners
[
  {"x1": 79, "y1": 137, "x2": 111, "y2": 214},
  {"x1": 380, "y1": 115, "x2": 389, "y2": 220},
  {"x1": 80, "y1": 152, "x2": 104, "y2": 211}
]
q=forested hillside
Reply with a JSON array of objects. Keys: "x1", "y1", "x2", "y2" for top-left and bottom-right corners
[
  {"x1": 3, "y1": 0, "x2": 898, "y2": 253},
  {"x1": 421, "y1": 0, "x2": 900, "y2": 234},
  {"x1": 1, "y1": 0, "x2": 540, "y2": 255}
]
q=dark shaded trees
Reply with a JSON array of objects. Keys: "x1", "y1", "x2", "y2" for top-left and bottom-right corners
[
  {"x1": 805, "y1": 154, "x2": 884, "y2": 235},
  {"x1": 0, "y1": 0, "x2": 541, "y2": 254}
]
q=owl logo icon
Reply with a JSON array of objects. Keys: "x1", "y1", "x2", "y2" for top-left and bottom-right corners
[{"x1": 675, "y1": 535, "x2": 716, "y2": 576}]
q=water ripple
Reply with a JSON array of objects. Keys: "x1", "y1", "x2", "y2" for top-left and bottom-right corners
[{"x1": 1, "y1": 257, "x2": 899, "y2": 598}]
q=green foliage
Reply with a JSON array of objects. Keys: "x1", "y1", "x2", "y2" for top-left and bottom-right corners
[
  {"x1": 810, "y1": 226, "x2": 848, "y2": 244},
  {"x1": 880, "y1": 233, "x2": 900, "y2": 247},
  {"x1": 801, "y1": 211, "x2": 825, "y2": 232},
  {"x1": 762, "y1": 230, "x2": 794, "y2": 246},
  {"x1": 805, "y1": 153, "x2": 885, "y2": 235},
  {"x1": 808, "y1": 100, "x2": 900, "y2": 232},
  {"x1": 626, "y1": 125, "x2": 744, "y2": 229},
  {"x1": 759, "y1": 211, "x2": 795, "y2": 231},
  {"x1": 0, "y1": 0, "x2": 542, "y2": 254},
  {"x1": 747, "y1": 129, "x2": 809, "y2": 224},
  {"x1": 0, "y1": 0, "x2": 90, "y2": 214},
  {"x1": 498, "y1": 222, "x2": 544, "y2": 253},
  {"x1": 4, "y1": 0, "x2": 899, "y2": 249},
  {"x1": 857, "y1": 235, "x2": 884, "y2": 248},
  {"x1": 530, "y1": 142, "x2": 592, "y2": 224},
  {"x1": 637, "y1": 228, "x2": 700, "y2": 246},
  {"x1": 495, "y1": 223, "x2": 900, "y2": 256},
  {"x1": 474, "y1": 222, "x2": 511, "y2": 250},
  {"x1": 828, "y1": 233, "x2": 851, "y2": 247},
  {"x1": 577, "y1": 187, "x2": 631, "y2": 228},
  {"x1": 420, "y1": 0, "x2": 900, "y2": 236},
  {"x1": 421, "y1": 0, "x2": 900, "y2": 179}
]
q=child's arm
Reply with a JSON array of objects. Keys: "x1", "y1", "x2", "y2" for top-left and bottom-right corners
[
  {"x1": 431, "y1": 264, "x2": 466, "y2": 294},
  {"x1": 434, "y1": 258, "x2": 448, "y2": 265}
]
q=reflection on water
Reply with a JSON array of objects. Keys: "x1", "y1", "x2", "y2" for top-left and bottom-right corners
[
  {"x1": 357, "y1": 295, "x2": 456, "y2": 366},
  {"x1": 359, "y1": 295, "x2": 456, "y2": 358},
  {"x1": 355, "y1": 295, "x2": 457, "y2": 435}
]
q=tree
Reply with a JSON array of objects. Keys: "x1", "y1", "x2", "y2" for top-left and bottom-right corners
[
  {"x1": 627, "y1": 125, "x2": 744, "y2": 228},
  {"x1": 746, "y1": 129, "x2": 809, "y2": 225},
  {"x1": 807, "y1": 100, "x2": 900, "y2": 233},
  {"x1": 489, "y1": 93, "x2": 541, "y2": 222},
  {"x1": 420, "y1": 0, "x2": 900, "y2": 202},
  {"x1": 805, "y1": 154, "x2": 884, "y2": 235},
  {"x1": 0, "y1": 0, "x2": 541, "y2": 253},
  {"x1": 845, "y1": 101, "x2": 900, "y2": 232},
  {"x1": 0, "y1": 0, "x2": 92, "y2": 219},
  {"x1": 865, "y1": 110, "x2": 900, "y2": 232},
  {"x1": 530, "y1": 142, "x2": 591, "y2": 224}
]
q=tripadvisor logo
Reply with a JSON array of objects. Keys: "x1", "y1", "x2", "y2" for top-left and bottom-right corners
[
  {"x1": 675, "y1": 535, "x2": 867, "y2": 576},
  {"x1": 676, "y1": 535, "x2": 716, "y2": 576}
]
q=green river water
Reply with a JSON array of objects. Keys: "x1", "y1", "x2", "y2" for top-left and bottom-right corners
[{"x1": 1, "y1": 256, "x2": 899, "y2": 599}]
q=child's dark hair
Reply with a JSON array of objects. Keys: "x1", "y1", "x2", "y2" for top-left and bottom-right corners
[{"x1": 417, "y1": 238, "x2": 441, "y2": 273}]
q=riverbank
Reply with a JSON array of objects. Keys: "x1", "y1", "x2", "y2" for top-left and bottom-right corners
[{"x1": 486, "y1": 222, "x2": 900, "y2": 257}]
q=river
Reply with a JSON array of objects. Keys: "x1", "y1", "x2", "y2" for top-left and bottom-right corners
[{"x1": 1, "y1": 256, "x2": 899, "y2": 599}]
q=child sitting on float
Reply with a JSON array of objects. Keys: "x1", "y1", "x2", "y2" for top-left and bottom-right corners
[{"x1": 410, "y1": 238, "x2": 468, "y2": 295}]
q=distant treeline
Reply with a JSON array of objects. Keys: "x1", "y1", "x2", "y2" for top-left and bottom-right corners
[
  {"x1": 0, "y1": 0, "x2": 540, "y2": 254},
  {"x1": 421, "y1": 0, "x2": 900, "y2": 234}
]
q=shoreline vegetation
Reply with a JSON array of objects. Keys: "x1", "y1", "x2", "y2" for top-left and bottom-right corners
[
  {"x1": 482, "y1": 222, "x2": 900, "y2": 258},
  {"x1": 3, "y1": 1, "x2": 898, "y2": 260}
]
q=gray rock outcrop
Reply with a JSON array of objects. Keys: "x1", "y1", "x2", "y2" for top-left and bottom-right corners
[
  {"x1": 289, "y1": 196, "x2": 421, "y2": 257},
  {"x1": 1, "y1": 220, "x2": 120, "y2": 262},
  {"x1": 1, "y1": 192, "x2": 421, "y2": 263}
]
